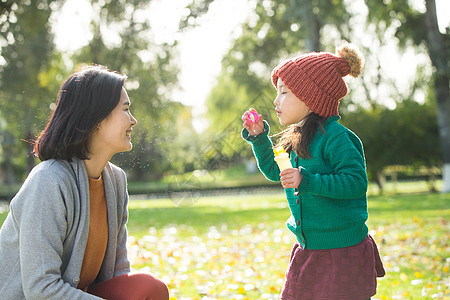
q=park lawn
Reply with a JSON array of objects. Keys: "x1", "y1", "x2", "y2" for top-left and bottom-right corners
[
  {"x1": 126, "y1": 191, "x2": 450, "y2": 300},
  {"x1": 0, "y1": 190, "x2": 449, "y2": 299}
]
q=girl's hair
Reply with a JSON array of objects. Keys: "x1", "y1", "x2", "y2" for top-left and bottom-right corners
[
  {"x1": 275, "y1": 112, "x2": 326, "y2": 159},
  {"x1": 34, "y1": 65, "x2": 127, "y2": 162}
]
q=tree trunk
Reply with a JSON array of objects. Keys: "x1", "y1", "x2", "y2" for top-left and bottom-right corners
[
  {"x1": 424, "y1": 0, "x2": 450, "y2": 192},
  {"x1": 300, "y1": 0, "x2": 321, "y2": 51},
  {"x1": 375, "y1": 171, "x2": 385, "y2": 195}
]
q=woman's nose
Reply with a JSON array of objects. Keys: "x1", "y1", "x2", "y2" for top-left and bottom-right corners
[{"x1": 131, "y1": 114, "x2": 138, "y2": 126}]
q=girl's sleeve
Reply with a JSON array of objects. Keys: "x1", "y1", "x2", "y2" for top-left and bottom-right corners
[
  {"x1": 16, "y1": 169, "x2": 100, "y2": 300},
  {"x1": 242, "y1": 121, "x2": 281, "y2": 182},
  {"x1": 299, "y1": 131, "x2": 368, "y2": 199}
]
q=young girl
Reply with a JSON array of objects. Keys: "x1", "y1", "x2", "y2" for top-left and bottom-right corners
[
  {"x1": 0, "y1": 66, "x2": 169, "y2": 300},
  {"x1": 242, "y1": 43, "x2": 385, "y2": 299}
]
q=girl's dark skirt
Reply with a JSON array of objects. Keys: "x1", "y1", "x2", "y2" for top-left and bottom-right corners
[{"x1": 280, "y1": 235, "x2": 385, "y2": 300}]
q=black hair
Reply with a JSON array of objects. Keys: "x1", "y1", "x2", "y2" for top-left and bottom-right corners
[
  {"x1": 34, "y1": 65, "x2": 127, "y2": 161},
  {"x1": 275, "y1": 112, "x2": 326, "y2": 159}
]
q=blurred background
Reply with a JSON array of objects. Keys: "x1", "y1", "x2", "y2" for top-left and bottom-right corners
[
  {"x1": 0, "y1": 0, "x2": 449, "y2": 199},
  {"x1": 1, "y1": 1, "x2": 449, "y2": 298}
]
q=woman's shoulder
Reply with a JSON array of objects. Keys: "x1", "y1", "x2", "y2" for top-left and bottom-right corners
[
  {"x1": 104, "y1": 162, "x2": 127, "y2": 188},
  {"x1": 11, "y1": 160, "x2": 78, "y2": 209},
  {"x1": 103, "y1": 162, "x2": 129, "y2": 206},
  {"x1": 106, "y1": 161, "x2": 126, "y2": 177},
  {"x1": 27, "y1": 159, "x2": 75, "y2": 184}
]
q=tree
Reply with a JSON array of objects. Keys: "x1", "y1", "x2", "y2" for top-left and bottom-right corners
[
  {"x1": 180, "y1": 0, "x2": 354, "y2": 166},
  {"x1": 69, "y1": 0, "x2": 197, "y2": 181},
  {"x1": 181, "y1": 0, "x2": 445, "y2": 193},
  {"x1": 0, "y1": 1, "x2": 62, "y2": 184},
  {"x1": 341, "y1": 100, "x2": 441, "y2": 193},
  {"x1": 0, "y1": 0, "x2": 202, "y2": 185},
  {"x1": 364, "y1": 0, "x2": 450, "y2": 191}
]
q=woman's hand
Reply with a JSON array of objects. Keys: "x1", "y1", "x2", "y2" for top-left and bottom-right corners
[
  {"x1": 242, "y1": 108, "x2": 264, "y2": 136},
  {"x1": 280, "y1": 168, "x2": 302, "y2": 189}
]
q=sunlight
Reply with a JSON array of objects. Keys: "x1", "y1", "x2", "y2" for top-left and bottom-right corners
[{"x1": 50, "y1": 0, "x2": 449, "y2": 133}]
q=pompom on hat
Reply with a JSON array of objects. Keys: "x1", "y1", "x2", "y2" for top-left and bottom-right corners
[{"x1": 271, "y1": 42, "x2": 364, "y2": 118}]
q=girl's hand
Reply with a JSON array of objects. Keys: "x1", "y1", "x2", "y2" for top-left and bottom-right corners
[
  {"x1": 242, "y1": 108, "x2": 264, "y2": 136},
  {"x1": 280, "y1": 168, "x2": 302, "y2": 189}
]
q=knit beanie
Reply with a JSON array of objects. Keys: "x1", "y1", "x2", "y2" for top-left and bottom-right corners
[{"x1": 271, "y1": 43, "x2": 363, "y2": 117}]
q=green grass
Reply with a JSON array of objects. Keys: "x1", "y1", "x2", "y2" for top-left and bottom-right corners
[
  {"x1": 1, "y1": 188, "x2": 449, "y2": 299},
  {"x1": 366, "y1": 193, "x2": 449, "y2": 300},
  {"x1": 125, "y1": 191, "x2": 449, "y2": 300},
  {"x1": 126, "y1": 191, "x2": 293, "y2": 299},
  {"x1": 127, "y1": 165, "x2": 278, "y2": 195}
]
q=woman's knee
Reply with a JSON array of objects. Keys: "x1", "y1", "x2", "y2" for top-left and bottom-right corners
[{"x1": 131, "y1": 273, "x2": 169, "y2": 300}]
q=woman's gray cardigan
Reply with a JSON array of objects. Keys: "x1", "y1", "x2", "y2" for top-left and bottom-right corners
[{"x1": 0, "y1": 158, "x2": 131, "y2": 299}]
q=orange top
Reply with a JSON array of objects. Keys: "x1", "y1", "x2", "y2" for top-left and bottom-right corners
[{"x1": 78, "y1": 176, "x2": 108, "y2": 290}]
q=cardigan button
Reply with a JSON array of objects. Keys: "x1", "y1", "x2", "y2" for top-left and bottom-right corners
[
  {"x1": 297, "y1": 220, "x2": 300, "y2": 226},
  {"x1": 296, "y1": 198, "x2": 299, "y2": 204},
  {"x1": 73, "y1": 277, "x2": 79, "y2": 285}
]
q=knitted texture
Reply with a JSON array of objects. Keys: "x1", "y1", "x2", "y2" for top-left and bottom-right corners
[
  {"x1": 271, "y1": 44, "x2": 363, "y2": 117},
  {"x1": 242, "y1": 116, "x2": 369, "y2": 249}
]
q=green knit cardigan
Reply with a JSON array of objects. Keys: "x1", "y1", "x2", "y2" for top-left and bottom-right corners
[{"x1": 242, "y1": 116, "x2": 369, "y2": 250}]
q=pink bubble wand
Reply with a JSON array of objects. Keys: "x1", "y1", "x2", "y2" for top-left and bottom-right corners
[{"x1": 246, "y1": 111, "x2": 259, "y2": 123}]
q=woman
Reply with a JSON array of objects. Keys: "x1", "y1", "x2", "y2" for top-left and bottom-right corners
[{"x1": 0, "y1": 65, "x2": 169, "y2": 300}]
